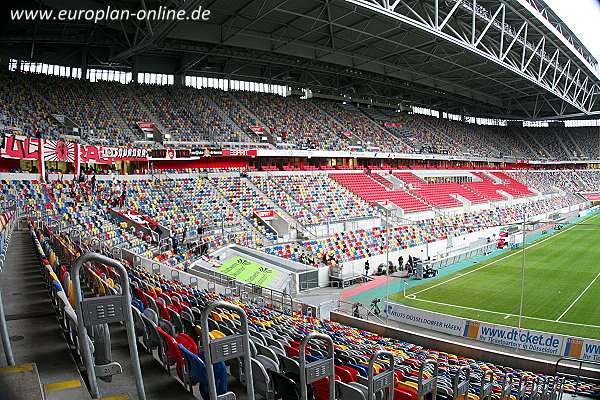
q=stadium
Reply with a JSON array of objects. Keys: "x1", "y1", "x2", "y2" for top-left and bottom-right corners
[{"x1": 0, "y1": 0, "x2": 599, "y2": 399}]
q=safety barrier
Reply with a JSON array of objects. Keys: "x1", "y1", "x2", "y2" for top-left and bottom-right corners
[
  {"x1": 417, "y1": 360, "x2": 438, "y2": 400},
  {"x1": 452, "y1": 366, "x2": 470, "y2": 400},
  {"x1": 27, "y1": 214, "x2": 585, "y2": 400},
  {"x1": 479, "y1": 370, "x2": 494, "y2": 400}
]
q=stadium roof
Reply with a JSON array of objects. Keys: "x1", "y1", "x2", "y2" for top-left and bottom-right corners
[{"x1": 2, "y1": 0, "x2": 600, "y2": 120}]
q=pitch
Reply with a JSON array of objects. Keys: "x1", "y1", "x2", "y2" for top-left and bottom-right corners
[{"x1": 388, "y1": 212, "x2": 600, "y2": 340}]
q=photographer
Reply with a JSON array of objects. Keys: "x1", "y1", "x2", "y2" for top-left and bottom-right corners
[{"x1": 370, "y1": 298, "x2": 381, "y2": 317}]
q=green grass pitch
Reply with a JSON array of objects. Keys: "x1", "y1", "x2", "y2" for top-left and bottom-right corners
[{"x1": 388, "y1": 212, "x2": 600, "y2": 340}]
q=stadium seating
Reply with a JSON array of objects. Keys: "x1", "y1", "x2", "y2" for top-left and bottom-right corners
[
  {"x1": 208, "y1": 176, "x2": 278, "y2": 241},
  {"x1": 265, "y1": 174, "x2": 378, "y2": 222},
  {"x1": 265, "y1": 194, "x2": 579, "y2": 264},
  {"x1": 576, "y1": 170, "x2": 600, "y2": 191},
  {"x1": 233, "y1": 91, "x2": 345, "y2": 150},
  {"x1": 249, "y1": 175, "x2": 323, "y2": 226},
  {"x1": 2, "y1": 70, "x2": 600, "y2": 161},
  {"x1": 27, "y1": 73, "x2": 127, "y2": 143},
  {"x1": 28, "y1": 221, "x2": 600, "y2": 400},
  {"x1": 314, "y1": 100, "x2": 411, "y2": 152},
  {"x1": 0, "y1": 71, "x2": 63, "y2": 138},
  {"x1": 331, "y1": 173, "x2": 432, "y2": 213}
]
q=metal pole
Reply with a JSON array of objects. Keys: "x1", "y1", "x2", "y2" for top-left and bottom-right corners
[
  {"x1": 518, "y1": 214, "x2": 526, "y2": 329},
  {"x1": 385, "y1": 210, "x2": 390, "y2": 324},
  {"x1": 0, "y1": 287, "x2": 15, "y2": 366}
]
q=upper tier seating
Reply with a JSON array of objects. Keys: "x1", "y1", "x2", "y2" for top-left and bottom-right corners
[
  {"x1": 315, "y1": 100, "x2": 411, "y2": 153},
  {"x1": 97, "y1": 81, "x2": 155, "y2": 141},
  {"x1": 0, "y1": 71, "x2": 63, "y2": 138},
  {"x1": 233, "y1": 91, "x2": 347, "y2": 150},
  {"x1": 27, "y1": 73, "x2": 127, "y2": 143},
  {"x1": 3, "y1": 70, "x2": 600, "y2": 160}
]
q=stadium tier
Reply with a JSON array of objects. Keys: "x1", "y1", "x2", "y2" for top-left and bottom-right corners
[{"x1": 2, "y1": 71, "x2": 599, "y2": 160}]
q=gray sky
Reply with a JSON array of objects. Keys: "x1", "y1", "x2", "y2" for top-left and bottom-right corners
[{"x1": 544, "y1": 0, "x2": 600, "y2": 64}]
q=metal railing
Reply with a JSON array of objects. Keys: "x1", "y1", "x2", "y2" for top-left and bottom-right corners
[
  {"x1": 0, "y1": 209, "x2": 17, "y2": 366},
  {"x1": 427, "y1": 241, "x2": 498, "y2": 270},
  {"x1": 555, "y1": 357, "x2": 600, "y2": 397}
]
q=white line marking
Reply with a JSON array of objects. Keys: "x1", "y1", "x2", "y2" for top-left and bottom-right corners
[
  {"x1": 504, "y1": 314, "x2": 510, "y2": 319},
  {"x1": 556, "y1": 272, "x2": 600, "y2": 321},
  {"x1": 409, "y1": 221, "x2": 581, "y2": 297},
  {"x1": 409, "y1": 297, "x2": 600, "y2": 329}
]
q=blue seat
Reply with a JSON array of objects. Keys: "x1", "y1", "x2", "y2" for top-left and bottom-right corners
[
  {"x1": 132, "y1": 298, "x2": 145, "y2": 312},
  {"x1": 179, "y1": 345, "x2": 228, "y2": 400}
]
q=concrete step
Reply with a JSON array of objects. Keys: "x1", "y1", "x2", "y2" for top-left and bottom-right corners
[{"x1": 0, "y1": 363, "x2": 44, "y2": 400}]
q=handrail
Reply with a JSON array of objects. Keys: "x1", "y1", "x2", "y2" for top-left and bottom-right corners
[
  {"x1": 500, "y1": 373, "x2": 514, "y2": 400},
  {"x1": 417, "y1": 360, "x2": 438, "y2": 400},
  {"x1": 479, "y1": 370, "x2": 494, "y2": 400},
  {"x1": 554, "y1": 357, "x2": 600, "y2": 396},
  {"x1": 0, "y1": 212, "x2": 16, "y2": 365},
  {"x1": 299, "y1": 332, "x2": 335, "y2": 400},
  {"x1": 0, "y1": 287, "x2": 15, "y2": 366},
  {"x1": 200, "y1": 300, "x2": 254, "y2": 400},
  {"x1": 452, "y1": 366, "x2": 470, "y2": 400},
  {"x1": 71, "y1": 252, "x2": 146, "y2": 400},
  {"x1": 368, "y1": 350, "x2": 395, "y2": 400}
]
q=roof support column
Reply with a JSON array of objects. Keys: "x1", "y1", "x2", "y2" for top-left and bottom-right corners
[
  {"x1": 80, "y1": 48, "x2": 88, "y2": 81},
  {"x1": 131, "y1": 57, "x2": 139, "y2": 83}
]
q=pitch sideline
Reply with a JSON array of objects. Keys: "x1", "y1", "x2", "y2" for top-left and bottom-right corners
[{"x1": 409, "y1": 219, "x2": 583, "y2": 297}]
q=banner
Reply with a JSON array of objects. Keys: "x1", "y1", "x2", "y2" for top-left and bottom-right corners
[
  {"x1": 2, "y1": 135, "x2": 148, "y2": 164},
  {"x1": 44, "y1": 140, "x2": 76, "y2": 162},
  {"x1": 222, "y1": 149, "x2": 257, "y2": 157},
  {"x1": 464, "y1": 320, "x2": 562, "y2": 355},
  {"x1": 255, "y1": 209, "x2": 275, "y2": 220},
  {"x1": 384, "y1": 301, "x2": 600, "y2": 360},
  {"x1": 79, "y1": 144, "x2": 148, "y2": 164},
  {"x1": 383, "y1": 302, "x2": 464, "y2": 336},
  {"x1": 249, "y1": 125, "x2": 265, "y2": 134},
  {"x1": 2, "y1": 135, "x2": 41, "y2": 160},
  {"x1": 564, "y1": 337, "x2": 600, "y2": 362},
  {"x1": 136, "y1": 122, "x2": 155, "y2": 132},
  {"x1": 384, "y1": 122, "x2": 402, "y2": 127}
]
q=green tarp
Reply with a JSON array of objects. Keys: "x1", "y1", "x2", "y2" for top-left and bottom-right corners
[{"x1": 218, "y1": 256, "x2": 282, "y2": 287}]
